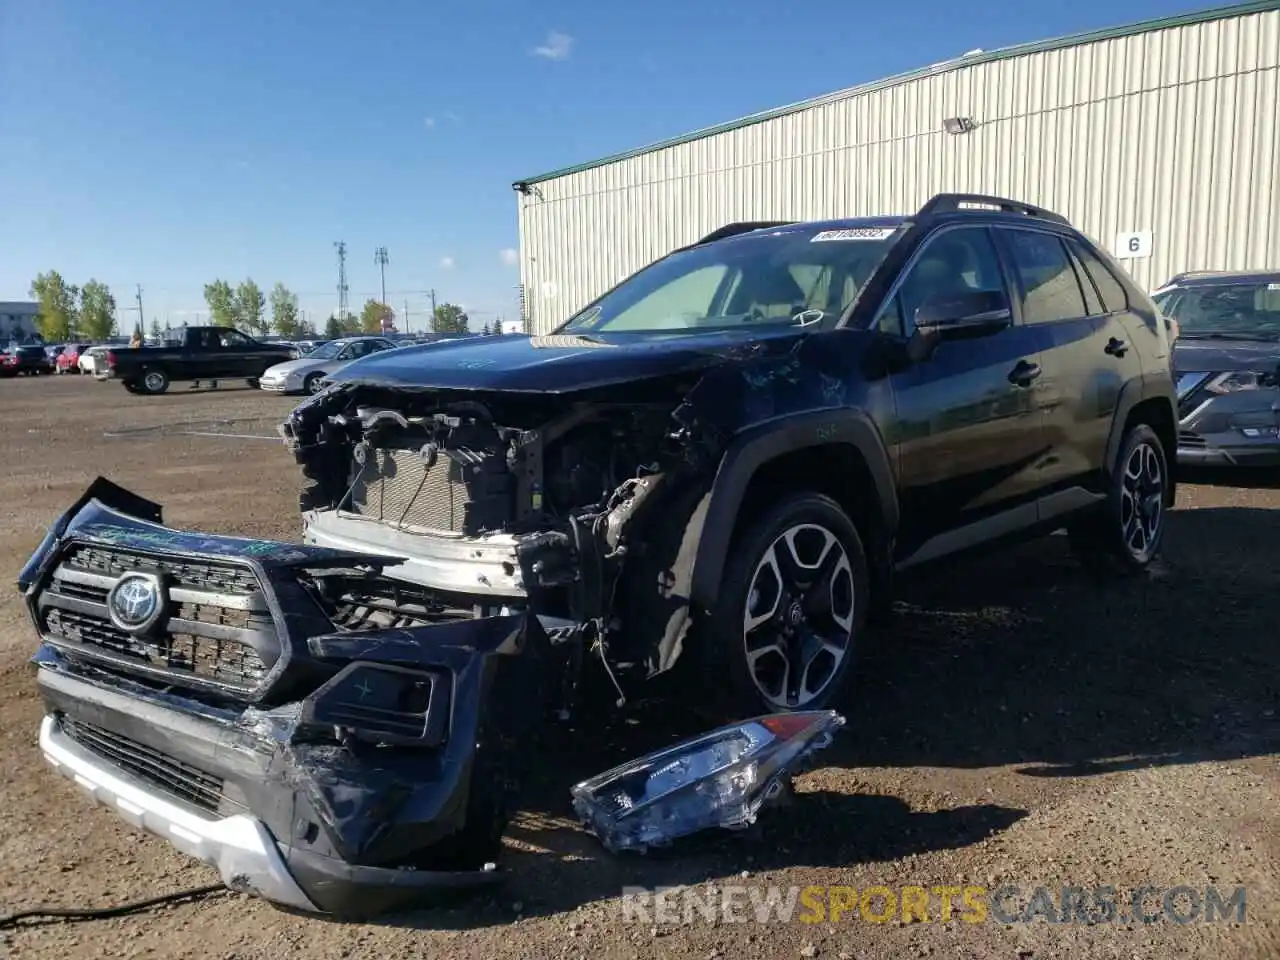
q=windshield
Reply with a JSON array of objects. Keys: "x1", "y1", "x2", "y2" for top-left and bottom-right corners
[
  {"x1": 559, "y1": 225, "x2": 903, "y2": 334},
  {"x1": 305, "y1": 340, "x2": 347, "y2": 359},
  {"x1": 1157, "y1": 282, "x2": 1280, "y2": 338}
]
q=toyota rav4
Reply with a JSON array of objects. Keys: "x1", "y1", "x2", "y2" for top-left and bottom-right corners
[{"x1": 21, "y1": 193, "x2": 1177, "y2": 917}]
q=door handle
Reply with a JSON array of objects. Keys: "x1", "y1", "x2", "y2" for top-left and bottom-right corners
[
  {"x1": 1105, "y1": 337, "x2": 1128, "y2": 357},
  {"x1": 1008, "y1": 360, "x2": 1042, "y2": 387}
]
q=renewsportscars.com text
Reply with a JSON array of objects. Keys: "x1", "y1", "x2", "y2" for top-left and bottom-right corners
[{"x1": 620, "y1": 884, "x2": 1247, "y2": 926}]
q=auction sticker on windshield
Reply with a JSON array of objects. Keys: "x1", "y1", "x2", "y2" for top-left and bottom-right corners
[{"x1": 811, "y1": 228, "x2": 897, "y2": 242}]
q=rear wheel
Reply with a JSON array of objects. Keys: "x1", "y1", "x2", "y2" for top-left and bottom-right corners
[
  {"x1": 1068, "y1": 422, "x2": 1169, "y2": 572},
  {"x1": 701, "y1": 492, "x2": 868, "y2": 717},
  {"x1": 140, "y1": 368, "x2": 170, "y2": 394}
]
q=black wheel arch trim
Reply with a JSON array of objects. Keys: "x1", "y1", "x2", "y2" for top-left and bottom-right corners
[
  {"x1": 1104, "y1": 373, "x2": 1177, "y2": 477},
  {"x1": 687, "y1": 408, "x2": 898, "y2": 612}
]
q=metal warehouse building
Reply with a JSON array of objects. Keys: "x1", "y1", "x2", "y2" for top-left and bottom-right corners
[{"x1": 512, "y1": 0, "x2": 1280, "y2": 334}]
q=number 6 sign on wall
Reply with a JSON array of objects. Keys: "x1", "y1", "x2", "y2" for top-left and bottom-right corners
[{"x1": 1114, "y1": 230, "x2": 1153, "y2": 259}]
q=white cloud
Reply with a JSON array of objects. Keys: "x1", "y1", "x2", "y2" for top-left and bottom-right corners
[
  {"x1": 532, "y1": 30, "x2": 573, "y2": 61},
  {"x1": 499, "y1": 247, "x2": 519, "y2": 267},
  {"x1": 423, "y1": 116, "x2": 437, "y2": 129},
  {"x1": 443, "y1": 111, "x2": 461, "y2": 122},
  {"x1": 439, "y1": 256, "x2": 456, "y2": 270}
]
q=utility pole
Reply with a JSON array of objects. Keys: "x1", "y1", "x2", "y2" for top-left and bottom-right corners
[
  {"x1": 135, "y1": 285, "x2": 145, "y2": 330},
  {"x1": 428, "y1": 288, "x2": 437, "y2": 331},
  {"x1": 404, "y1": 299, "x2": 410, "y2": 334},
  {"x1": 334, "y1": 241, "x2": 349, "y2": 324},
  {"x1": 375, "y1": 247, "x2": 389, "y2": 305}
]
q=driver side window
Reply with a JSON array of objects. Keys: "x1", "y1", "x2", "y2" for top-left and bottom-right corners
[
  {"x1": 878, "y1": 227, "x2": 1007, "y2": 337},
  {"x1": 218, "y1": 329, "x2": 251, "y2": 348}
]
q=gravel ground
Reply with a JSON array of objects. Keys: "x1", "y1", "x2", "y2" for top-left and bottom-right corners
[{"x1": 0, "y1": 375, "x2": 1275, "y2": 960}]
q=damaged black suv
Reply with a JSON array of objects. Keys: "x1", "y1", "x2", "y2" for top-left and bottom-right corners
[{"x1": 21, "y1": 193, "x2": 1177, "y2": 918}]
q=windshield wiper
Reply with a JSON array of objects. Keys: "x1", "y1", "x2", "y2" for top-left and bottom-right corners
[{"x1": 1177, "y1": 331, "x2": 1280, "y2": 341}]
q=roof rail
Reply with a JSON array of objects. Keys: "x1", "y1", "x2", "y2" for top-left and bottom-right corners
[
  {"x1": 916, "y1": 193, "x2": 1070, "y2": 226},
  {"x1": 696, "y1": 221, "x2": 797, "y2": 244}
]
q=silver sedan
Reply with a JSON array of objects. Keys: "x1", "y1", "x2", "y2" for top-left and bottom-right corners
[{"x1": 258, "y1": 336, "x2": 397, "y2": 394}]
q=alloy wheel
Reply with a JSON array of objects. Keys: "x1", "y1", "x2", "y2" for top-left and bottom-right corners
[
  {"x1": 143, "y1": 371, "x2": 165, "y2": 392},
  {"x1": 742, "y1": 523, "x2": 856, "y2": 709},
  {"x1": 1120, "y1": 440, "x2": 1164, "y2": 561}
]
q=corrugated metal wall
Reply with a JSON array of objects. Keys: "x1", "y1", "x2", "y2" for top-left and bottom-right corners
[{"x1": 516, "y1": 8, "x2": 1280, "y2": 333}]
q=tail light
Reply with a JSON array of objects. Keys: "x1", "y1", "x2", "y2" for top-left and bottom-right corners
[{"x1": 105, "y1": 351, "x2": 117, "y2": 367}]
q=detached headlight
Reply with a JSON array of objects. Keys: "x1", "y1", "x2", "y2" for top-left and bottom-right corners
[
  {"x1": 1205, "y1": 371, "x2": 1277, "y2": 393},
  {"x1": 571, "y1": 710, "x2": 844, "y2": 852}
]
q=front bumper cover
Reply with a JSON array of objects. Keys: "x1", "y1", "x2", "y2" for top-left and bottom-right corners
[{"x1": 22, "y1": 477, "x2": 557, "y2": 919}]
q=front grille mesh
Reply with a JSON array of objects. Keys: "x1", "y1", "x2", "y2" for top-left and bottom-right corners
[
  {"x1": 39, "y1": 545, "x2": 272, "y2": 695},
  {"x1": 65, "y1": 546, "x2": 258, "y2": 596},
  {"x1": 60, "y1": 717, "x2": 228, "y2": 814}
]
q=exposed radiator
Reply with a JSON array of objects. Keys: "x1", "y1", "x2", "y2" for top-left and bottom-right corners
[{"x1": 345, "y1": 446, "x2": 512, "y2": 535}]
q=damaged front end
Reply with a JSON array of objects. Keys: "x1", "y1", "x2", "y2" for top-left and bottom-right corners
[
  {"x1": 281, "y1": 377, "x2": 725, "y2": 696},
  {"x1": 22, "y1": 478, "x2": 558, "y2": 918}
]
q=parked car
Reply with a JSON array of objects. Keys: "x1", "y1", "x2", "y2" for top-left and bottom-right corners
[
  {"x1": 77, "y1": 345, "x2": 109, "y2": 376},
  {"x1": 56, "y1": 343, "x2": 93, "y2": 374},
  {"x1": 257, "y1": 336, "x2": 398, "y2": 394},
  {"x1": 20, "y1": 193, "x2": 1177, "y2": 919},
  {"x1": 289, "y1": 339, "x2": 330, "y2": 359},
  {"x1": 98, "y1": 325, "x2": 295, "y2": 394},
  {"x1": 1152, "y1": 269, "x2": 1280, "y2": 467},
  {"x1": 3, "y1": 344, "x2": 54, "y2": 375}
]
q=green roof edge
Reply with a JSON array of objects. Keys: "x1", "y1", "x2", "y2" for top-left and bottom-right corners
[{"x1": 512, "y1": 0, "x2": 1280, "y2": 188}]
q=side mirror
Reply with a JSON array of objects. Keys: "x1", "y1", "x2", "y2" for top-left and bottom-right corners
[{"x1": 908, "y1": 290, "x2": 1012, "y2": 362}]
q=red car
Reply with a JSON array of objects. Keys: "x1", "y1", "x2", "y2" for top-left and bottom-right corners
[{"x1": 56, "y1": 343, "x2": 92, "y2": 374}]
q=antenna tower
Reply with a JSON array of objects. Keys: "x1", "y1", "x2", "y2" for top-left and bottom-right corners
[{"x1": 335, "y1": 241, "x2": 349, "y2": 322}]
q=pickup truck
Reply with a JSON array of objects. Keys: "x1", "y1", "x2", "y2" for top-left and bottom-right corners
[{"x1": 98, "y1": 325, "x2": 295, "y2": 394}]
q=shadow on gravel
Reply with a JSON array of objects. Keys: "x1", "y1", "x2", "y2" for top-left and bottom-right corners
[
  {"x1": 1177, "y1": 465, "x2": 1280, "y2": 490},
  {"x1": 369, "y1": 502, "x2": 1280, "y2": 929},
  {"x1": 373, "y1": 790, "x2": 1025, "y2": 930},
  {"x1": 832, "y1": 504, "x2": 1280, "y2": 777}
]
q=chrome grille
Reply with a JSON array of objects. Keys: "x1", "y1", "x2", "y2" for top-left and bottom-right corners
[
  {"x1": 60, "y1": 717, "x2": 229, "y2": 814},
  {"x1": 38, "y1": 545, "x2": 273, "y2": 695}
]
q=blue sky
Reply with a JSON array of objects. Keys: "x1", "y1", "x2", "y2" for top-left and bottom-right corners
[{"x1": 0, "y1": 0, "x2": 1211, "y2": 332}]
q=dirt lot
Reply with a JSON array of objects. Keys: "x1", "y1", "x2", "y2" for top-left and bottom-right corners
[{"x1": 0, "y1": 375, "x2": 1276, "y2": 960}]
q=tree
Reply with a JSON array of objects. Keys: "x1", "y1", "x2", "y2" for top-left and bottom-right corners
[
  {"x1": 431, "y1": 302, "x2": 469, "y2": 335},
  {"x1": 203, "y1": 280, "x2": 237, "y2": 326},
  {"x1": 324, "y1": 314, "x2": 343, "y2": 339},
  {"x1": 235, "y1": 280, "x2": 267, "y2": 336},
  {"x1": 360, "y1": 299, "x2": 394, "y2": 334},
  {"x1": 269, "y1": 283, "x2": 300, "y2": 337},
  {"x1": 30, "y1": 271, "x2": 80, "y2": 341},
  {"x1": 78, "y1": 280, "x2": 117, "y2": 341},
  {"x1": 481, "y1": 322, "x2": 491, "y2": 336}
]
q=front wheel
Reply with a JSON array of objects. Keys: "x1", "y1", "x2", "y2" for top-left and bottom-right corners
[
  {"x1": 303, "y1": 372, "x2": 325, "y2": 394},
  {"x1": 701, "y1": 492, "x2": 869, "y2": 717},
  {"x1": 140, "y1": 368, "x2": 170, "y2": 394},
  {"x1": 1068, "y1": 422, "x2": 1169, "y2": 572}
]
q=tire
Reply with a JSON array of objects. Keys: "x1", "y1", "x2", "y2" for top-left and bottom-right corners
[
  {"x1": 700, "y1": 492, "x2": 869, "y2": 717},
  {"x1": 303, "y1": 372, "x2": 324, "y2": 394},
  {"x1": 140, "y1": 368, "x2": 170, "y2": 394},
  {"x1": 1068, "y1": 422, "x2": 1169, "y2": 573}
]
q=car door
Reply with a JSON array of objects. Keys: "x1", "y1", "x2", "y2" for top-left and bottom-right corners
[
  {"x1": 878, "y1": 224, "x2": 1051, "y2": 565},
  {"x1": 211, "y1": 328, "x2": 259, "y2": 377},
  {"x1": 994, "y1": 227, "x2": 1141, "y2": 510}
]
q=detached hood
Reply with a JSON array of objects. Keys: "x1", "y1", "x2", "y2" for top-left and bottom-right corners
[
  {"x1": 1173, "y1": 336, "x2": 1280, "y2": 375},
  {"x1": 322, "y1": 328, "x2": 813, "y2": 393}
]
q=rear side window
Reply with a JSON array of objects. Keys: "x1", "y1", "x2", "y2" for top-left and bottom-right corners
[
  {"x1": 1000, "y1": 230, "x2": 1088, "y2": 324},
  {"x1": 1068, "y1": 239, "x2": 1130, "y2": 313}
]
